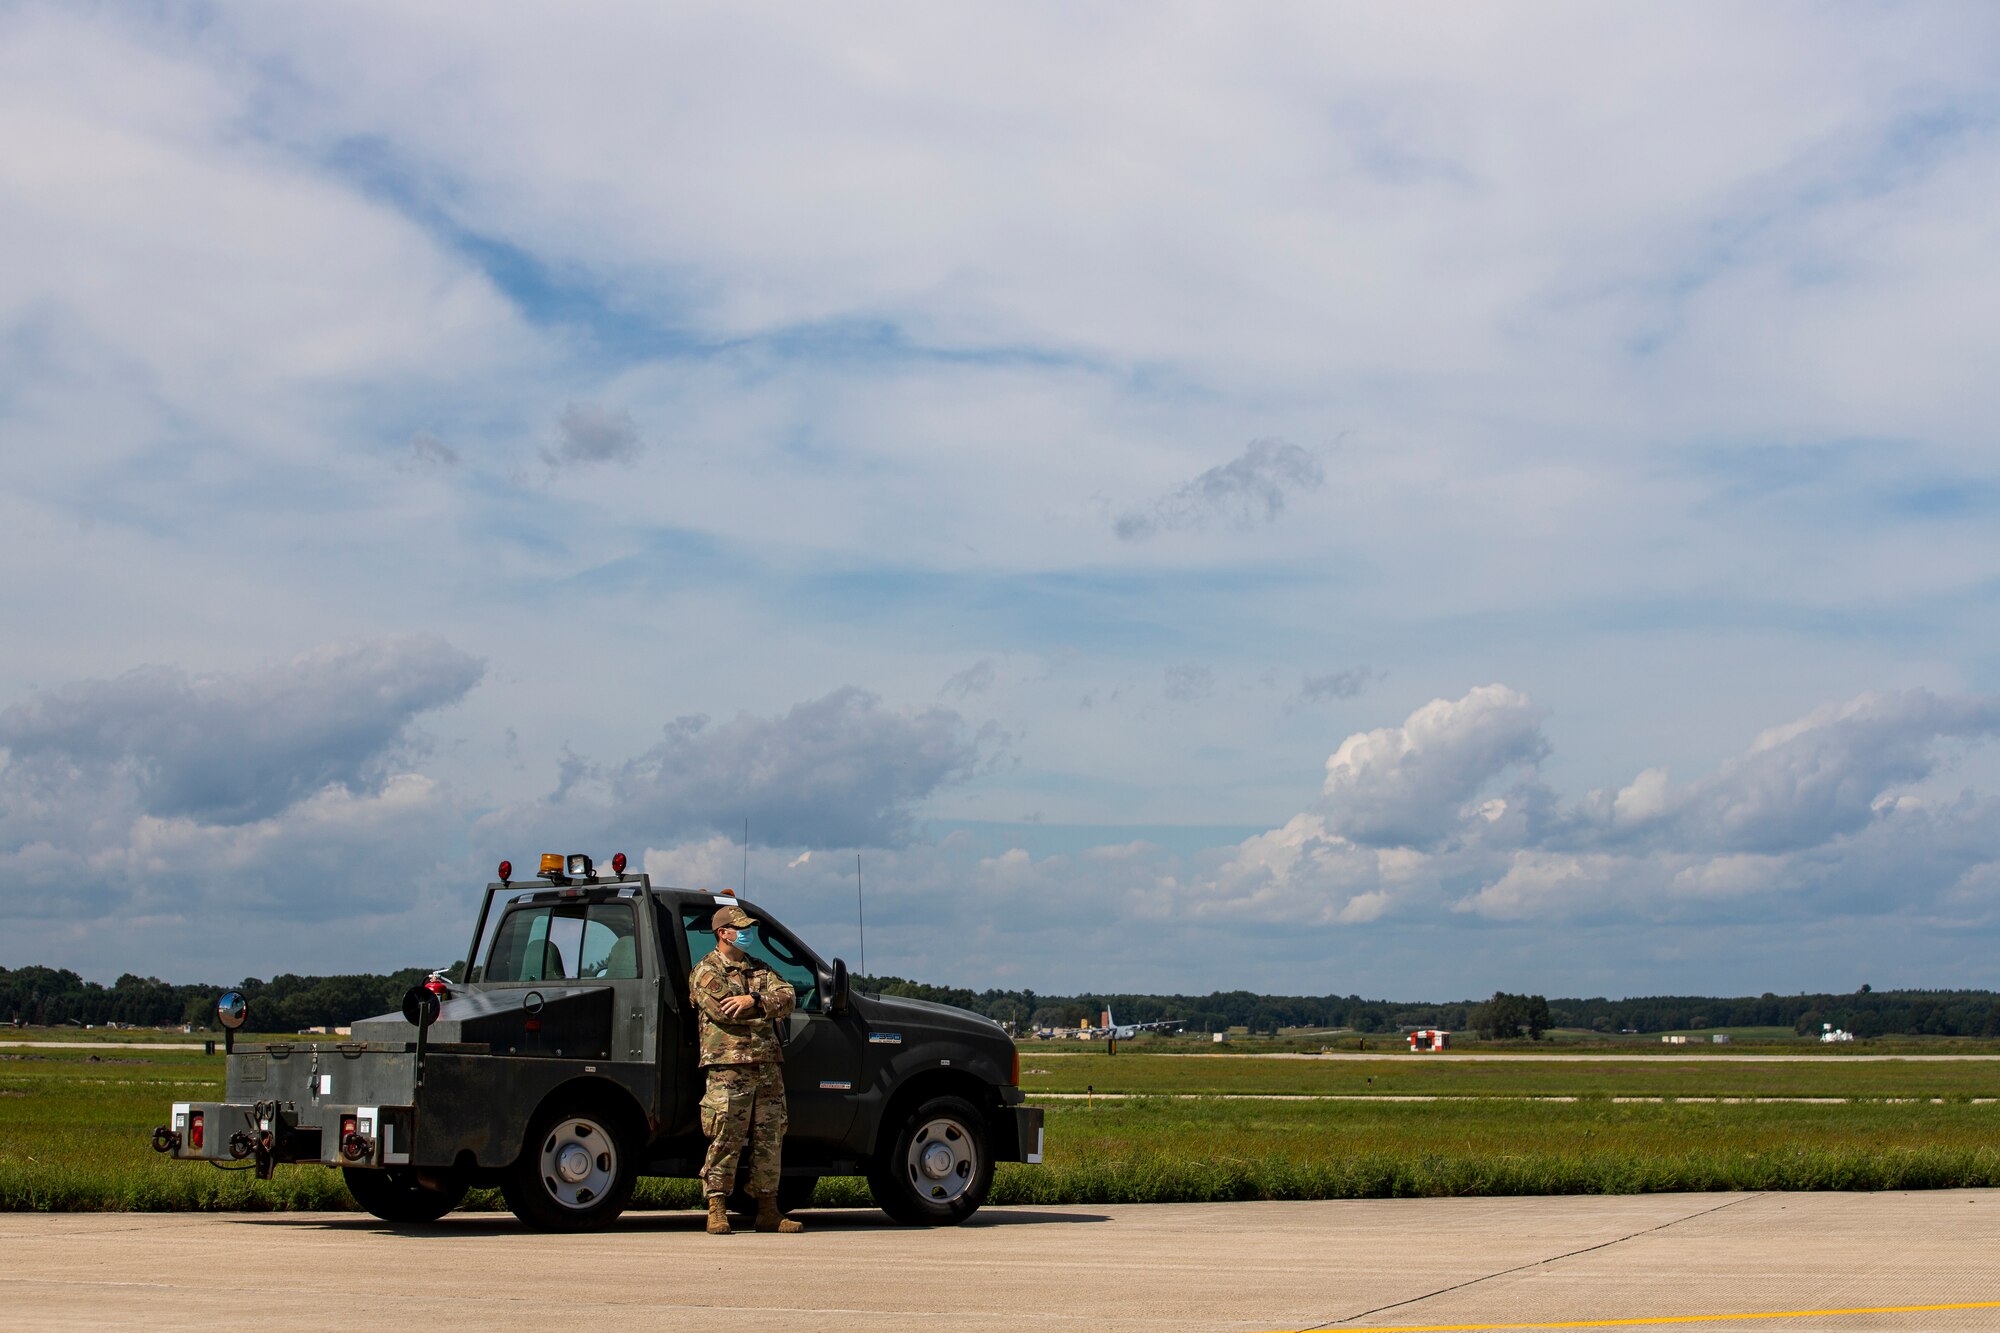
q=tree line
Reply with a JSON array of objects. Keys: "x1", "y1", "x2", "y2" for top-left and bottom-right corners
[
  {"x1": 9, "y1": 961, "x2": 2000, "y2": 1040},
  {"x1": 0, "y1": 964, "x2": 435, "y2": 1033},
  {"x1": 856, "y1": 978, "x2": 2000, "y2": 1040}
]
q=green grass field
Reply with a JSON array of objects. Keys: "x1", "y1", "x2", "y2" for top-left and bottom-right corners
[
  {"x1": 1019, "y1": 1052, "x2": 2000, "y2": 1099},
  {"x1": 7, "y1": 1038, "x2": 2000, "y2": 1212}
]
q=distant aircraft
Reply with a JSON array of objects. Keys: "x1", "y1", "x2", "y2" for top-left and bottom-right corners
[
  {"x1": 1091, "y1": 1007, "x2": 1185, "y2": 1040},
  {"x1": 1030, "y1": 1007, "x2": 1185, "y2": 1041}
]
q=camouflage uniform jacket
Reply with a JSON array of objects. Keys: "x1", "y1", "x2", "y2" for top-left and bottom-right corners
[{"x1": 689, "y1": 950, "x2": 796, "y2": 1067}]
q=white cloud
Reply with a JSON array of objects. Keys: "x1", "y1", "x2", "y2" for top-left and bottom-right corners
[
  {"x1": 1320, "y1": 685, "x2": 1548, "y2": 848},
  {"x1": 1573, "y1": 689, "x2": 2000, "y2": 853},
  {"x1": 1132, "y1": 685, "x2": 2000, "y2": 945}
]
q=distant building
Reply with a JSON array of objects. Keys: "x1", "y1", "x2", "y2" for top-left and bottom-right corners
[
  {"x1": 1711, "y1": 1034, "x2": 1731, "y2": 1044},
  {"x1": 1407, "y1": 1029, "x2": 1450, "y2": 1052},
  {"x1": 1662, "y1": 1034, "x2": 1688, "y2": 1044}
]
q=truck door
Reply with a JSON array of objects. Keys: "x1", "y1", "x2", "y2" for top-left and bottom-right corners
[
  {"x1": 677, "y1": 903, "x2": 861, "y2": 1144},
  {"x1": 471, "y1": 891, "x2": 656, "y2": 1065}
]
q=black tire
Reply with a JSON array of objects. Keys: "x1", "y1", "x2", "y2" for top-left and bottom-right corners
[
  {"x1": 342, "y1": 1166, "x2": 466, "y2": 1224},
  {"x1": 500, "y1": 1102, "x2": 638, "y2": 1233},
  {"x1": 866, "y1": 1094, "x2": 993, "y2": 1226}
]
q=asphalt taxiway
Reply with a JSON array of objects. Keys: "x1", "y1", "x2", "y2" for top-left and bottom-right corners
[{"x1": 6, "y1": 1190, "x2": 2000, "y2": 1331}]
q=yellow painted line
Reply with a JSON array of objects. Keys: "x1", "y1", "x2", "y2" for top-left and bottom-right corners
[{"x1": 1276, "y1": 1299, "x2": 2000, "y2": 1331}]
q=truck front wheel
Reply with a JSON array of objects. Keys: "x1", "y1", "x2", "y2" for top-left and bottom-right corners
[
  {"x1": 342, "y1": 1166, "x2": 466, "y2": 1224},
  {"x1": 501, "y1": 1103, "x2": 637, "y2": 1233},
  {"x1": 866, "y1": 1094, "x2": 993, "y2": 1226}
]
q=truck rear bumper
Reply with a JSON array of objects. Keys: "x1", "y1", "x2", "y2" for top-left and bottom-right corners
[{"x1": 159, "y1": 1100, "x2": 415, "y2": 1169}]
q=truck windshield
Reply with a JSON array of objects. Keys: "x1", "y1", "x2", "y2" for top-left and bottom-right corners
[
  {"x1": 680, "y1": 904, "x2": 818, "y2": 1010},
  {"x1": 484, "y1": 902, "x2": 640, "y2": 982}
]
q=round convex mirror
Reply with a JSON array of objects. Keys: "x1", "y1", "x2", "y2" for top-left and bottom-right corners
[{"x1": 216, "y1": 990, "x2": 249, "y2": 1031}]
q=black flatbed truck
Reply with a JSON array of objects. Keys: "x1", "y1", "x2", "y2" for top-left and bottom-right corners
[{"x1": 154, "y1": 858, "x2": 1043, "y2": 1230}]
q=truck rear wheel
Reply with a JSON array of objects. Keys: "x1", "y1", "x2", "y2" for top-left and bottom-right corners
[
  {"x1": 501, "y1": 1103, "x2": 637, "y2": 1233},
  {"x1": 866, "y1": 1094, "x2": 993, "y2": 1226},
  {"x1": 342, "y1": 1166, "x2": 466, "y2": 1224}
]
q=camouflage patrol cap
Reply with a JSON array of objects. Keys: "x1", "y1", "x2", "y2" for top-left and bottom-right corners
[{"x1": 712, "y1": 904, "x2": 759, "y2": 932}]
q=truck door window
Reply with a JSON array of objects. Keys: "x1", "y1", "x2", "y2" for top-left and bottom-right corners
[
  {"x1": 487, "y1": 907, "x2": 550, "y2": 981},
  {"x1": 487, "y1": 903, "x2": 638, "y2": 982},
  {"x1": 579, "y1": 904, "x2": 640, "y2": 978},
  {"x1": 679, "y1": 905, "x2": 818, "y2": 1011}
]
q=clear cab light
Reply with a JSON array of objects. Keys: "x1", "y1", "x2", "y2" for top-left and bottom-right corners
[{"x1": 565, "y1": 852, "x2": 594, "y2": 878}]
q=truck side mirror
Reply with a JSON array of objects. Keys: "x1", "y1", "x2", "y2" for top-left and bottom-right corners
[
  {"x1": 217, "y1": 990, "x2": 248, "y2": 1055},
  {"x1": 827, "y1": 958, "x2": 851, "y2": 1015}
]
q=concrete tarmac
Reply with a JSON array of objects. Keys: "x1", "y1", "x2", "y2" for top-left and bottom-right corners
[{"x1": 6, "y1": 1192, "x2": 2000, "y2": 1332}]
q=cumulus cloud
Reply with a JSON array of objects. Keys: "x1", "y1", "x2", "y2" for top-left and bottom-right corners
[
  {"x1": 0, "y1": 636, "x2": 484, "y2": 825},
  {"x1": 1580, "y1": 690, "x2": 2000, "y2": 854},
  {"x1": 1320, "y1": 685, "x2": 1549, "y2": 848},
  {"x1": 498, "y1": 686, "x2": 987, "y2": 851},
  {"x1": 1163, "y1": 685, "x2": 2000, "y2": 938},
  {"x1": 545, "y1": 401, "x2": 641, "y2": 468},
  {"x1": 1114, "y1": 439, "x2": 1323, "y2": 541}
]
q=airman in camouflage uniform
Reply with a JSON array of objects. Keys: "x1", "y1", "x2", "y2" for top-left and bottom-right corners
[{"x1": 690, "y1": 903, "x2": 803, "y2": 1235}]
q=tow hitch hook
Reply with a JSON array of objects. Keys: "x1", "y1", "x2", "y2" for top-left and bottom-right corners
[
  {"x1": 246, "y1": 1102, "x2": 282, "y2": 1179},
  {"x1": 228, "y1": 1131, "x2": 256, "y2": 1160},
  {"x1": 340, "y1": 1130, "x2": 373, "y2": 1162},
  {"x1": 150, "y1": 1126, "x2": 179, "y2": 1154}
]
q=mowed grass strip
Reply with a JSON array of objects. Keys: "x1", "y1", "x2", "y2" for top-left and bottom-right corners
[
  {"x1": 9, "y1": 1047, "x2": 2000, "y2": 1211},
  {"x1": 1018, "y1": 1053, "x2": 2000, "y2": 1099},
  {"x1": 979, "y1": 1097, "x2": 2000, "y2": 1204}
]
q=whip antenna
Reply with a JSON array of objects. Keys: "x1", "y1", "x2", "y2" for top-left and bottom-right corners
[
  {"x1": 741, "y1": 817, "x2": 748, "y2": 895},
  {"x1": 856, "y1": 852, "x2": 867, "y2": 981}
]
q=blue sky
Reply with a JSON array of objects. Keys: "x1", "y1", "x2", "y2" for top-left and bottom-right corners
[{"x1": 5, "y1": 2, "x2": 2000, "y2": 999}]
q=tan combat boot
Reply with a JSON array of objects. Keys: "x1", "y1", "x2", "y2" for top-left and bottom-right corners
[
  {"x1": 754, "y1": 1195, "x2": 804, "y2": 1233},
  {"x1": 706, "y1": 1195, "x2": 732, "y2": 1235}
]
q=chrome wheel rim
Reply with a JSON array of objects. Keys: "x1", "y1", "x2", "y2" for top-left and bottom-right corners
[
  {"x1": 538, "y1": 1116, "x2": 616, "y2": 1210},
  {"x1": 903, "y1": 1114, "x2": 978, "y2": 1204}
]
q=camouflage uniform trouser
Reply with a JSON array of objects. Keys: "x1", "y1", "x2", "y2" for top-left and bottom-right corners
[{"x1": 698, "y1": 1062, "x2": 787, "y2": 1198}]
